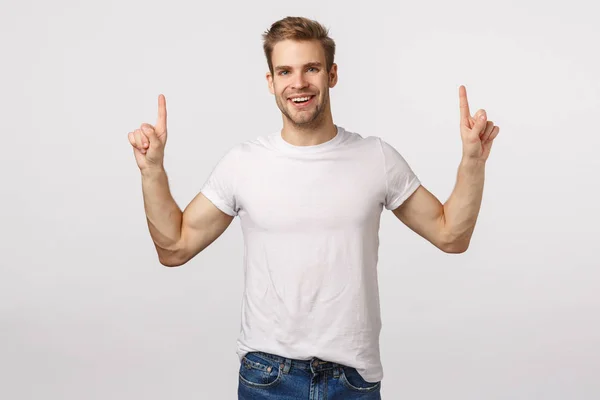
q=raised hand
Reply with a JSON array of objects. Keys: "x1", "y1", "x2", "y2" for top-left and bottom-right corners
[
  {"x1": 128, "y1": 94, "x2": 168, "y2": 172},
  {"x1": 458, "y1": 85, "x2": 500, "y2": 162}
]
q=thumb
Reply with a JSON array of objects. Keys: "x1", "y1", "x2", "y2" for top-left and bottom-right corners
[
  {"x1": 473, "y1": 109, "x2": 487, "y2": 133},
  {"x1": 140, "y1": 123, "x2": 160, "y2": 148}
]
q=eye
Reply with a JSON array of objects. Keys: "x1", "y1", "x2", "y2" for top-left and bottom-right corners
[
  {"x1": 308, "y1": 67, "x2": 318, "y2": 72},
  {"x1": 279, "y1": 70, "x2": 288, "y2": 76}
]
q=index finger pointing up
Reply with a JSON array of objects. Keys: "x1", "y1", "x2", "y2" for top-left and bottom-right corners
[
  {"x1": 459, "y1": 85, "x2": 471, "y2": 122},
  {"x1": 156, "y1": 94, "x2": 167, "y2": 132}
]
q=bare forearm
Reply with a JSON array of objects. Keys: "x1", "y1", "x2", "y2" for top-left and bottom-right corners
[
  {"x1": 442, "y1": 157, "x2": 486, "y2": 251},
  {"x1": 141, "y1": 167, "x2": 183, "y2": 259}
]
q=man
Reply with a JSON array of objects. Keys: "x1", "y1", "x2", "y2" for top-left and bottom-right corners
[{"x1": 127, "y1": 16, "x2": 499, "y2": 400}]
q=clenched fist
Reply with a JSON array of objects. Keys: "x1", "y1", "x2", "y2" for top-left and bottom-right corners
[{"x1": 128, "y1": 94, "x2": 168, "y2": 172}]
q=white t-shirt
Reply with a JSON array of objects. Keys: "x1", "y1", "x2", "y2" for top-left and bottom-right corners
[{"x1": 200, "y1": 125, "x2": 421, "y2": 383}]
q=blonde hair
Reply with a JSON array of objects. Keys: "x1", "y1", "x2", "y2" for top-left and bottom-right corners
[{"x1": 262, "y1": 16, "x2": 336, "y2": 75}]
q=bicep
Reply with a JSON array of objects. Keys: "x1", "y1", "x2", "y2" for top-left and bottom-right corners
[
  {"x1": 177, "y1": 192, "x2": 234, "y2": 265},
  {"x1": 391, "y1": 185, "x2": 450, "y2": 251}
]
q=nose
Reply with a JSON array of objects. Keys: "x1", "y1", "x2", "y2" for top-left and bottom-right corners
[{"x1": 291, "y1": 72, "x2": 309, "y2": 90}]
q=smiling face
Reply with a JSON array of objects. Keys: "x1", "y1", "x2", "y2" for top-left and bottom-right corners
[{"x1": 267, "y1": 39, "x2": 338, "y2": 129}]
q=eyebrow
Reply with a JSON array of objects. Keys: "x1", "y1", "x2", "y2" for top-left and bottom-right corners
[{"x1": 274, "y1": 62, "x2": 323, "y2": 71}]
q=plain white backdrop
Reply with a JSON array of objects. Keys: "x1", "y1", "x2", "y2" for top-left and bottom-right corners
[{"x1": 1, "y1": 0, "x2": 599, "y2": 398}]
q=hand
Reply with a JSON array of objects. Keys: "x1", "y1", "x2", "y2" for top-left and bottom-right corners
[
  {"x1": 459, "y1": 85, "x2": 500, "y2": 162},
  {"x1": 127, "y1": 94, "x2": 168, "y2": 172}
]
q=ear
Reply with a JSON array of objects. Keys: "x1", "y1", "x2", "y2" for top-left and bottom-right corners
[
  {"x1": 328, "y1": 63, "x2": 338, "y2": 88},
  {"x1": 266, "y1": 72, "x2": 274, "y2": 95}
]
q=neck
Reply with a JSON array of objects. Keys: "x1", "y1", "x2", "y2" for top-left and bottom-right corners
[{"x1": 280, "y1": 107, "x2": 337, "y2": 147}]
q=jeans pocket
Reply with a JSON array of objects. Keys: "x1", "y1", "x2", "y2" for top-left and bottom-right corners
[
  {"x1": 238, "y1": 352, "x2": 282, "y2": 389},
  {"x1": 340, "y1": 366, "x2": 381, "y2": 392}
]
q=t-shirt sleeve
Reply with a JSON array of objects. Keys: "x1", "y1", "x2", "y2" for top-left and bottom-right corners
[
  {"x1": 199, "y1": 145, "x2": 241, "y2": 217},
  {"x1": 379, "y1": 138, "x2": 421, "y2": 210}
]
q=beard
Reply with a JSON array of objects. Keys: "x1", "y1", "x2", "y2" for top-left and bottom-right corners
[{"x1": 275, "y1": 89, "x2": 329, "y2": 129}]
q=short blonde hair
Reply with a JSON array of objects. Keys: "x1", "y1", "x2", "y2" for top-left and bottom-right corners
[{"x1": 262, "y1": 16, "x2": 336, "y2": 75}]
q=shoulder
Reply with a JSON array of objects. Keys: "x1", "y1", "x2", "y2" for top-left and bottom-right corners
[
  {"x1": 339, "y1": 127, "x2": 398, "y2": 149},
  {"x1": 238, "y1": 131, "x2": 282, "y2": 154},
  {"x1": 374, "y1": 136, "x2": 414, "y2": 163},
  {"x1": 218, "y1": 131, "x2": 277, "y2": 158},
  {"x1": 336, "y1": 126, "x2": 383, "y2": 151}
]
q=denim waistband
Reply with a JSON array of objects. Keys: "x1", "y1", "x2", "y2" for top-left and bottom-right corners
[{"x1": 250, "y1": 351, "x2": 341, "y2": 373}]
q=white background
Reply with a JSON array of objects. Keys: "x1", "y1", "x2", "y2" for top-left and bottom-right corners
[{"x1": 1, "y1": 0, "x2": 599, "y2": 398}]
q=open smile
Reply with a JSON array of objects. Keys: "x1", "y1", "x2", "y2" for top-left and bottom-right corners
[{"x1": 288, "y1": 95, "x2": 315, "y2": 108}]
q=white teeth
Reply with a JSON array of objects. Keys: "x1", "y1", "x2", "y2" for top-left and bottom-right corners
[{"x1": 292, "y1": 96, "x2": 311, "y2": 102}]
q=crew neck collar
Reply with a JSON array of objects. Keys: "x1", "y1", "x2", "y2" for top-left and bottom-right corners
[{"x1": 273, "y1": 125, "x2": 344, "y2": 154}]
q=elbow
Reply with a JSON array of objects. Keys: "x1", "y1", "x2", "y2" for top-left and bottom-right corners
[
  {"x1": 160, "y1": 257, "x2": 184, "y2": 267},
  {"x1": 159, "y1": 252, "x2": 189, "y2": 267},
  {"x1": 441, "y1": 239, "x2": 470, "y2": 254},
  {"x1": 439, "y1": 230, "x2": 470, "y2": 253},
  {"x1": 443, "y1": 245, "x2": 469, "y2": 254},
  {"x1": 156, "y1": 245, "x2": 188, "y2": 267},
  {"x1": 439, "y1": 223, "x2": 471, "y2": 254}
]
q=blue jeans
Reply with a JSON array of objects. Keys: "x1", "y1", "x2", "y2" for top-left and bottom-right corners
[{"x1": 238, "y1": 351, "x2": 382, "y2": 399}]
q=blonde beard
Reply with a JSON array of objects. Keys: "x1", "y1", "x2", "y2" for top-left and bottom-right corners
[{"x1": 277, "y1": 93, "x2": 328, "y2": 128}]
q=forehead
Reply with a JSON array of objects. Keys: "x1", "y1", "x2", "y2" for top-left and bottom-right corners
[{"x1": 271, "y1": 39, "x2": 326, "y2": 67}]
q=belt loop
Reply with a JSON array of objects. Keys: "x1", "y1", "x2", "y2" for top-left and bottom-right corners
[
  {"x1": 280, "y1": 358, "x2": 292, "y2": 374},
  {"x1": 333, "y1": 363, "x2": 340, "y2": 378}
]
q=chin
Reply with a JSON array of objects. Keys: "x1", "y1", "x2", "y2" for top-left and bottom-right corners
[{"x1": 292, "y1": 114, "x2": 323, "y2": 127}]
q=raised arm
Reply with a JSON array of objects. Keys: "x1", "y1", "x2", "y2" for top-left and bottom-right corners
[
  {"x1": 392, "y1": 85, "x2": 500, "y2": 253},
  {"x1": 392, "y1": 161, "x2": 484, "y2": 254},
  {"x1": 171, "y1": 192, "x2": 234, "y2": 267},
  {"x1": 128, "y1": 94, "x2": 235, "y2": 267},
  {"x1": 392, "y1": 185, "x2": 453, "y2": 252},
  {"x1": 138, "y1": 169, "x2": 233, "y2": 266}
]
